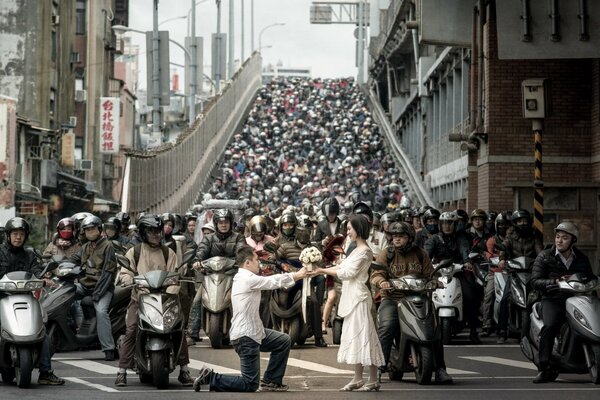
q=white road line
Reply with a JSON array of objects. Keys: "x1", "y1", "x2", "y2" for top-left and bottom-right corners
[
  {"x1": 64, "y1": 377, "x2": 120, "y2": 392},
  {"x1": 446, "y1": 367, "x2": 479, "y2": 375},
  {"x1": 59, "y1": 359, "x2": 119, "y2": 374},
  {"x1": 187, "y1": 358, "x2": 240, "y2": 374},
  {"x1": 459, "y1": 356, "x2": 537, "y2": 370},
  {"x1": 448, "y1": 344, "x2": 520, "y2": 348},
  {"x1": 263, "y1": 357, "x2": 353, "y2": 375}
]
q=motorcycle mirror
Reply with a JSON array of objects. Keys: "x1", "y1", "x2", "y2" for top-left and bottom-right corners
[
  {"x1": 263, "y1": 242, "x2": 278, "y2": 254},
  {"x1": 432, "y1": 259, "x2": 453, "y2": 274},
  {"x1": 117, "y1": 254, "x2": 135, "y2": 273},
  {"x1": 468, "y1": 252, "x2": 480, "y2": 260}
]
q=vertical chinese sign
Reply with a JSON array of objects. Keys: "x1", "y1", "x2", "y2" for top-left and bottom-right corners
[{"x1": 99, "y1": 97, "x2": 120, "y2": 154}]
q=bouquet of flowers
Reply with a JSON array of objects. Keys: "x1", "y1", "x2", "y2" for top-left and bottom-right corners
[{"x1": 299, "y1": 246, "x2": 322, "y2": 272}]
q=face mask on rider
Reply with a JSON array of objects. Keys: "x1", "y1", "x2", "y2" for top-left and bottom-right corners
[
  {"x1": 58, "y1": 230, "x2": 73, "y2": 240},
  {"x1": 425, "y1": 223, "x2": 439, "y2": 235},
  {"x1": 84, "y1": 228, "x2": 100, "y2": 242}
]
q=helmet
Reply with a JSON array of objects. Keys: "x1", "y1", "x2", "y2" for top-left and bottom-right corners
[
  {"x1": 160, "y1": 213, "x2": 176, "y2": 225},
  {"x1": 279, "y1": 212, "x2": 297, "y2": 237},
  {"x1": 352, "y1": 201, "x2": 373, "y2": 222},
  {"x1": 470, "y1": 208, "x2": 487, "y2": 221},
  {"x1": 115, "y1": 211, "x2": 131, "y2": 227},
  {"x1": 554, "y1": 221, "x2": 579, "y2": 242},
  {"x1": 321, "y1": 197, "x2": 340, "y2": 216},
  {"x1": 185, "y1": 211, "x2": 197, "y2": 223},
  {"x1": 57, "y1": 217, "x2": 76, "y2": 233},
  {"x1": 81, "y1": 215, "x2": 103, "y2": 231},
  {"x1": 137, "y1": 214, "x2": 164, "y2": 243},
  {"x1": 5, "y1": 217, "x2": 30, "y2": 243},
  {"x1": 72, "y1": 212, "x2": 93, "y2": 231},
  {"x1": 511, "y1": 209, "x2": 532, "y2": 223},
  {"x1": 455, "y1": 209, "x2": 469, "y2": 223},
  {"x1": 302, "y1": 203, "x2": 315, "y2": 217},
  {"x1": 103, "y1": 217, "x2": 122, "y2": 233},
  {"x1": 380, "y1": 212, "x2": 399, "y2": 229},
  {"x1": 439, "y1": 211, "x2": 458, "y2": 233},
  {"x1": 388, "y1": 222, "x2": 416, "y2": 241},
  {"x1": 295, "y1": 214, "x2": 312, "y2": 245},
  {"x1": 399, "y1": 209, "x2": 412, "y2": 223},
  {"x1": 422, "y1": 208, "x2": 441, "y2": 222},
  {"x1": 249, "y1": 215, "x2": 268, "y2": 234},
  {"x1": 213, "y1": 209, "x2": 234, "y2": 229},
  {"x1": 243, "y1": 208, "x2": 258, "y2": 221}
]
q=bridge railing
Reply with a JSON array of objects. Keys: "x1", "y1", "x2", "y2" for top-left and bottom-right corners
[{"x1": 121, "y1": 52, "x2": 263, "y2": 215}]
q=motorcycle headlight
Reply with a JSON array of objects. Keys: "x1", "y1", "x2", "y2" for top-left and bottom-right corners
[
  {"x1": 25, "y1": 280, "x2": 44, "y2": 290},
  {"x1": 573, "y1": 308, "x2": 591, "y2": 330},
  {"x1": 144, "y1": 306, "x2": 163, "y2": 329},
  {"x1": 440, "y1": 266, "x2": 453, "y2": 276},
  {"x1": 163, "y1": 305, "x2": 179, "y2": 330},
  {"x1": 0, "y1": 282, "x2": 16, "y2": 290},
  {"x1": 135, "y1": 277, "x2": 149, "y2": 288},
  {"x1": 391, "y1": 280, "x2": 409, "y2": 290}
]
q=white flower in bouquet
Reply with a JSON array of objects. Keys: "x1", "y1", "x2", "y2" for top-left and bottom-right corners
[{"x1": 300, "y1": 246, "x2": 322, "y2": 268}]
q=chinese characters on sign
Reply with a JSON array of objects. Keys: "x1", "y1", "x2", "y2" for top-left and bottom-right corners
[{"x1": 99, "y1": 97, "x2": 120, "y2": 154}]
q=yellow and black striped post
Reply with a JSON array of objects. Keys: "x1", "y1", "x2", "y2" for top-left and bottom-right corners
[{"x1": 533, "y1": 119, "x2": 544, "y2": 245}]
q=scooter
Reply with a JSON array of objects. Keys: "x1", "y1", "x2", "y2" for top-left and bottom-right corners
[
  {"x1": 385, "y1": 273, "x2": 440, "y2": 385},
  {"x1": 40, "y1": 260, "x2": 131, "y2": 355},
  {"x1": 493, "y1": 256, "x2": 534, "y2": 337},
  {"x1": 268, "y1": 259, "x2": 313, "y2": 347},
  {"x1": 0, "y1": 271, "x2": 45, "y2": 388},
  {"x1": 521, "y1": 273, "x2": 600, "y2": 384},
  {"x1": 199, "y1": 256, "x2": 237, "y2": 349},
  {"x1": 133, "y1": 269, "x2": 185, "y2": 389},
  {"x1": 432, "y1": 259, "x2": 464, "y2": 345}
]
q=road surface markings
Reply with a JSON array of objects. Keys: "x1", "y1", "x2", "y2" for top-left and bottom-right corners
[
  {"x1": 459, "y1": 356, "x2": 537, "y2": 370},
  {"x1": 447, "y1": 367, "x2": 479, "y2": 375},
  {"x1": 64, "y1": 377, "x2": 120, "y2": 392},
  {"x1": 187, "y1": 358, "x2": 240, "y2": 374},
  {"x1": 59, "y1": 359, "x2": 118, "y2": 374}
]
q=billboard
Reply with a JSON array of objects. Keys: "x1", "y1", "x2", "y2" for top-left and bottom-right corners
[{"x1": 99, "y1": 97, "x2": 120, "y2": 154}]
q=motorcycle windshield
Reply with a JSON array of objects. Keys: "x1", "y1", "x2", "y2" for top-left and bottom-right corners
[
  {"x1": 202, "y1": 257, "x2": 236, "y2": 272},
  {"x1": 140, "y1": 270, "x2": 179, "y2": 289}
]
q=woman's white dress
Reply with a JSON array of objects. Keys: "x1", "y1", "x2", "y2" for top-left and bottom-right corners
[{"x1": 336, "y1": 246, "x2": 385, "y2": 367}]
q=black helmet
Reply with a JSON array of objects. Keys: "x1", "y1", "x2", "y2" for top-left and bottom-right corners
[
  {"x1": 470, "y1": 208, "x2": 487, "y2": 221},
  {"x1": 321, "y1": 197, "x2": 340, "y2": 216},
  {"x1": 352, "y1": 201, "x2": 373, "y2": 222},
  {"x1": 511, "y1": 209, "x2": 532, "y2": 223},
  {"x1": 422, "y1": 208, "x2": 441, "y2": 223},
  {"x1": 137, "y1": 214, "x2": 164, "y2": 243},
  {"x1": 243, "y1": 208, "x2": 258, "y2": 221},
  {"x1": 455, "y1": 209, "x2": 469, "y2": 223},
  {"x1": 81, "y1": 215, "x2": 103, "y2": 232},
  {"x1": 495, "y1": 212, "x2": 511, "y2": 232},
  {"x1": 388, "y1": 221, "x2": 415, "y2": 249},
  {"x1": 279, "y1": 212, "x2": 297, "y2": 237},
  {"x1": 115, "y1": 211, "x2": 131, "y2": 227},
  {"x1": 5, "y1": 217, "x2": 30, "y2": 243},
  {"x1": 380, "y1": 212, "x2": 399, "y2": 228},
  {"x1": 295, "y1": 214, "x2": 312, "y2": 245},
  {"x1": 103, "y1": 217, "x2": 122, "y2": 233},
  {"x1": 213, "y1": 209, "x2": 234, "y2": 226}
]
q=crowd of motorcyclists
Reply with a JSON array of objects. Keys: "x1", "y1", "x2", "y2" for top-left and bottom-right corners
[{"x1": 0, "y1": 76, "x2": 597, "y2": 389}]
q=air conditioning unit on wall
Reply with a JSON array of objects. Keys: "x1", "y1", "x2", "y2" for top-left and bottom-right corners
[
  {"x1": 75, "y1": 90, "x2": 87, "y2": 102},
  {"x1": 75, "y1": 159, "x2": 93, "y2": 171}
]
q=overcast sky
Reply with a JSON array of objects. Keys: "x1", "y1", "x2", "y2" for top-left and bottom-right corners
[{"x1": 128, "y1": 0, "x2": 362, "y2": 89}]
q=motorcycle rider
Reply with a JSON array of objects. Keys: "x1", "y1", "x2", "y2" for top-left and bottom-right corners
[
  {"x1": 496, "y1": 209, "x2": 542, "y2": 343},
  {"x1": 189, "y1": 209, "x2": 246, "y2": 342},
  {"x1": 246, "y1": 215, "x2": 275, "y2": 253},
  {"x1": 274, "y1": 215, "x2": 327, "y2": 347},
  {"x1": 372, "y1": 222, "x2": 453, "y2": 384},
  {"x1": 529, "y1": 222, "x2": 592, "y2": 383},
  {"x1": 314, "y1": 197, "x2": 343, "y2": 247},
  {"x1": 424, "y1": 211, "x2": 482, "y2": 344},
  {"x1": 480, "y1": 212, "x2": 510, "y2": 336},
  {"x1": 69, "y1": 215, "x2": 117, "y2": 361},
  {"x1": 103, "y1": 216, "x2": 130, "y2": 247},
  {"x1": 183, "y1": 212, "x2": 198, "y2": 248},
  {"x1": 115, "y1": 214, "x2": 194, "y2": 386},
  {"x1": 43, "y1": 217, "x2": 81, "y2": 259},
  {"x1": 415, "y1": 209, "x2": 440, "y2": 248},
  {"x1": 0, "y1": 217, "x2": 65, "y2": 385},
  {"x1": 467, "y1": 209, "x2": 492, "y2": 254},
  {"x1": 275, "y1": 211, "x2": 297, "y2": 245}
]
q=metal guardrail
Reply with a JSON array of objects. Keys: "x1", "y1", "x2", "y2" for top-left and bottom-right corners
[
  {"x1": 121, "y1": 53, "x2": 263, "y2": 215},
  {"x1": 365, "y1": 86, "x2": 435, "y2": 207}
]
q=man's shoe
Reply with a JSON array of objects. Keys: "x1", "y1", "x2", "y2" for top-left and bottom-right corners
[
  {"x1": 315, "y1": 337, "x2": 328, "y2": 347},
  {"x1": 497, "y1": 331, "x2": 507, "y2": 344},
  {"x1": 435, "y1": 368, "x2": 454, "y2": 384},
  {"x1": 260, "y1": 380, "x2": 289, "y2": 392},
  {"x1": 481, "y1": 327, "x2": 492, "y2": 337},
  {"x1": 38, "y1": 370, "x2": 66, "y2": 385},
  {"x1": 193, "y1": 366, "x2": 213, "y2": 392},
  {"x1": 533, "y1": 371, "x2": 549, "y2": 384},
  {"x1": 115, "y1": 372, "x2": 127, "y2": 387},
  {"x1": 469, "y1": 331, "x2": 482, "y2": 344},
  {"x1": 104, "y1": 349, "x2": 116, "y2": 361},
  {"x1": 178, "y1": 369, "x2": 194, "y2": 386}
]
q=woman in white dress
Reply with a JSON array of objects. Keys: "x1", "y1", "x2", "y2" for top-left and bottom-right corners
[{"x1": 311, "y1": 214, "x2": 385, "y2": 391}]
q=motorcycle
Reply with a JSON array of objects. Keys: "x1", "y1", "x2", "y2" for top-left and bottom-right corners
[
  {"x1": 267, "y1": 259, "x2": 313, "y2": 347},
  {"x1": 198, "y1": 256, "x2": 237, "y2": 349},
  {"x1": 432, "y1": 259, "x2": 464, "y2": 345},
  {"x1": 40, "y1": 260, "x2": 131, "y2": 355},
  {"x1": 384, "y1": 273, "x2": 440, "y2": 385},
  {"x1": 521, "y1": 273, "x2": 600, "y2": 384},
  {"x1": 0, "y1": 271, "x2": 45, "y2": 388},
  {"x1": 493, "y1": 256, "x2": 534, "y2": 337}
]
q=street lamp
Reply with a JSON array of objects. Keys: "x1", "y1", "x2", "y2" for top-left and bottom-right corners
[
  {"x1": 112, "y1": 25, "x2": 197, "y2": 127},
  {"x1": 258, "y1": 23, "x2": 285, "y2": 54},
  {"x1": 258, "y1": 44, "x2": 272, "y2": 52},
  {"x1": 158, "y1": 15, "x2": 186, "y2": 27}
]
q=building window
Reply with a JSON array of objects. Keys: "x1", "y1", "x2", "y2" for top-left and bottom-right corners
[
  {"x1": 49, "y1": 88, "x2": 56, "y2": 117},
  {"x1": 76, "y1": 0, "x2": 86, "y2": 35},
  {"x1": 51, "y1": 30, "x2": 57, "y2": 62},
  {"x1": 75, "y1": 78, "x2": 84, "y2": 91}
]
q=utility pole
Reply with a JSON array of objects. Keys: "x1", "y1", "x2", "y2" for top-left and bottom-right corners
[
  {"x1": 241, "y1": 0, "x2": 245, "y2": 62},
  {"x1": 228, "y1": 0, "x2": 235, "y2": 79},
  {"x1": 215, "y1": 0, "x2": 222, "y2": 93},
  {"x1": 251, "y1": 0, "x2": 255, "y2": 52},
  {"x1": 152, "y1": 0, "x2": 161, "y2": 139},
  {"x1": 190, "y1": 0, "x2": 197, "y2": 125}
]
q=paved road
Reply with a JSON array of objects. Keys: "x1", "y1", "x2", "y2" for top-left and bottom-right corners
[{"x1": 2, "y1": 332, "x2": 599, "y2": 399}]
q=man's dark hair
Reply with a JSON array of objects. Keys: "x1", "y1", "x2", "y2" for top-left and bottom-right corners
[
  {"x1": 349, "y1": 214, "x2": 370, "y2": 240},
  {"x1": 236, "y1": 246, "x2": 256, "y2": 267}
]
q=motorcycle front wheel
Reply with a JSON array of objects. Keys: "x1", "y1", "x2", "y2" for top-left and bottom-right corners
[
  {"x1": 151, "y1": 350, "x2": 170, "y2": 389},
  {"x1": 413, "y1": 345, "x2": 433, "y2": 385},
  {"x1": 208, "y1": 313, "x2": 225, "y2": 349},
  {"x1": 441, "y1": 318, "x2": 452, "y2": 345},
  {"x1": 15, "y1": 347, "x2": 33, "y2": 388},
  {"x1": 588, "y1": 344, "x2": 600, "y2": 384}
]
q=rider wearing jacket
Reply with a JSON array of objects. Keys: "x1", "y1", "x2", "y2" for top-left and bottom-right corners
[
  {"x1": 0, "y1": 217, "x2": 65, "y2": 385},
  {"x1": 372, "y1": 222, "x2": 452, "y2": 384},
  {"x1": 314, "y1": 198, "x2": 342, "y2": 246},
  {"x1": 529, "y1": 222, "x2": 592, "y2": 383}
]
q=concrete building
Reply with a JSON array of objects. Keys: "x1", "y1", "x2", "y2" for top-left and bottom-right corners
[{"x1": 367, "y1": 0, "x2": 600, "y2": 268}]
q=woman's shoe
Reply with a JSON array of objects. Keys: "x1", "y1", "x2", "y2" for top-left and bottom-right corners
[
  {"x1": 339, "y1": 380, "x2": 364, "y2": 391},
  {"x1": 357, "y1": 382, "x2": 381, "y2": 392}
]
